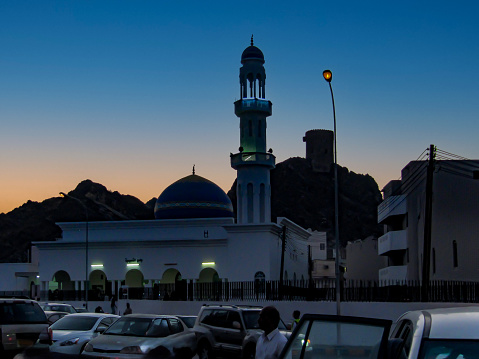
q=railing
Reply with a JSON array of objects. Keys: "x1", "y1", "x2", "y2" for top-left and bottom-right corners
[{"x1": 37, "y1": 280, "x2": 479, "y2": 303}]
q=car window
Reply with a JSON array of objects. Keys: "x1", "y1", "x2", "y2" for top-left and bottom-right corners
[
  {"x1": 418, "y1": 339, "x2": 479, "y2": 359},
  {"x1": 227, "y1": 311, "x2": 242, "y2": 329},
  {"x1": 178, "y1": 316, "x2": 196, "y2": 328},
  {"x1": 168, "y1": 318, "x2": 184, "y2": 334},
  {"x1": 146, "y1": 319, "x2": 170, "y2": 337},
  {"x1": 201, "y1": 309, "x2": 229, "y2": 328},
  {"x1": 0, "y1": 302, "x2": 47, "y2": 324},
  {"x1": 105, "y1": 317, "x2": 153, "y2": 336},
  {"x1": 281, "y1": 315, "x2": 392, "y2": 359},
  {"x1": 51, "y1": 316, "x2": 98, "y2": 331},
  {"x1": 243, "y1": 311, "x2": 261, "y2": 329}
]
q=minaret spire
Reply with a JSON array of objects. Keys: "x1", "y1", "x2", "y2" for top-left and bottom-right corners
[{"x1": 231, "y1": 42, "x2": 275, "y2": 224}]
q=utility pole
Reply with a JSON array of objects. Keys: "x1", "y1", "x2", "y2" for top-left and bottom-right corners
[
  {"x1": 279, "y1": 226, "x2": 286, "y2": 299},
  {"x1": 421, "y1": 144, "x2": 435, "y2": 301}
]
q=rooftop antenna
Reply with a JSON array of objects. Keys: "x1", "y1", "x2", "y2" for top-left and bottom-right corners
[
  {"x1": 192, "y1": 164, "x2": 195, "y2": 175},
  {"x1": 251, "y1": 34, "x2": 254, "y2": 46}
]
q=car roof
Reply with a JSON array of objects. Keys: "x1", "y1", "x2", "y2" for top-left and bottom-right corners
[
  {"x1": 62, "y1": 313, "x2": 120, "y2": 318},
  {"x1": 0, "y1": 297, "x2": 37, "y2": 303},
  {"x1": 122, "y1": 314, "x2": 176, "y2": 319},
  {"x1": 39, "y1": 302, "x2": 74, "y2": 306},
  {"x1": 397, "y1": 306, "x2": 479, "y2": 339}
]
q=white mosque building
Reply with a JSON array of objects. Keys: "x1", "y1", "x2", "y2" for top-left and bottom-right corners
[{"x1": 33, "y1": 40, "x2": 319, "y2": 302}]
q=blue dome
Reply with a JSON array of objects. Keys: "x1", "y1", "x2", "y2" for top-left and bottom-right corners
[{"x1": 154, "y1": 174, "x2": 234, "y2": 220}]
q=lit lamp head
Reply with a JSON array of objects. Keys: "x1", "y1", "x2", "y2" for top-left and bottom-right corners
[{"x1": 323, "y1": 70, "x2": 332, "y2": 83}]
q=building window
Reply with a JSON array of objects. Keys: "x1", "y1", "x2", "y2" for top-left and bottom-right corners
[
  {"x1": 453, "y1": 240, "x2": 458, "y2": 268},
  {"x1": 320, "y1": 243, "x2": 325, "y2": 251}
]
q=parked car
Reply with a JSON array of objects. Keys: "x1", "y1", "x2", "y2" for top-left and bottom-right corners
[
  {"x1": 279, "y1": 313, "x2": 393, "y2": 359},
  {"x1": 82, "y1": 314, "x2": 197, "y2": 358},
  {"x1": 46, "y1": 312, "x2": 120, "y2": 355},
  {"x1": 194, "y1": 304, "x2": 290, "y2": 359},
  {"x1": 44, "y1": 311, "x2": 69, "y2": 325},
  {"x1": 0, "y1": 298, "x2": 49, "y2": 356},
  {"x1": 38, "y1": 302, "x2": 77, "y2": 314},
  {"x1": 389, "y1": 306, "x2": 479, "y2": 359}
]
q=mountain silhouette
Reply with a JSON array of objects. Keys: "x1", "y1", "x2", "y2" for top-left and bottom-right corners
[{"x1": 0, "y1": 159, "x2": 382, "y2": 263}]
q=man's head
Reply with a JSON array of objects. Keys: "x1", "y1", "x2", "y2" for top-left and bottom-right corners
[
  {"x1": 293, "y1": 310, "x2": 300, "y2": 319},
  {"x1": 258, "y1": 306, "x2": 281, "y2": 335}
]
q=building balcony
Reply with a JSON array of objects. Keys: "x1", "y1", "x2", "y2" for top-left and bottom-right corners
[
  {"x1": 234, "y1": 99, "x2": 272, "y2": 116},
  {"x1": 379, "y1": 265, "x2": 408, "y2": 285},
  {"x1": 230, "y1": 152, "x2": 275, "y2": 169},
  {"x1": 378, "y1": 230, "x2": 408, "y2": 255},
  {"x1": 377, "y1": 195, "x2": 407, "y2": 224}
]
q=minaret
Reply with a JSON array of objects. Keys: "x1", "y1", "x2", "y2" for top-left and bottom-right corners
[{"x1": 231, "y1": 37, "x2": 275, "y2": 224}]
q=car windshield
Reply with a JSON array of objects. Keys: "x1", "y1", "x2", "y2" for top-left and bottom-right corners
[
  {"x1": 51, "y1": 316, "x2": 98, "y2": 331},
  {"x1": 242, "y1": 311, "x2": 287, "y2": 330},
  {"x1": 42, "y1": 305, "x2": 76, "y2": 313},
  {"x1": 281, "y1": 315, "x2": 391, "y2": 359},
  {"x1": 418, "y1": 339, "x2": 479, "y2": 359},
  {"x1": 0, "y1": 302, "x2": 47, "y2": 324},
  {"x1": 105, "y1": 317, "x2": 154, "y2": 337}
]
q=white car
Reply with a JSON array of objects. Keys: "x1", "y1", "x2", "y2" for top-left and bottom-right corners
[
  {"x1": 390, "y1": 306, "x2": 479, "y2": 359},
  {"x1": 48, "y1": 312, "x2": 119, "y2": 354},
  {"x1": 82, "y1": 314, "x2": 197, "y2": 358}
]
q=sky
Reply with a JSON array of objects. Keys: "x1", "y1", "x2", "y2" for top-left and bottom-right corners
[{"x1": 1, "y1": 1, "x2": 478, "y2": 214}]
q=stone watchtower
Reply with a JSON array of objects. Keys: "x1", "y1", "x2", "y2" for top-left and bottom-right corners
[
  {"x1": 303, "y1": 129, "x2": 334, "y2": 173},
  {"x1": 230, "y1": 38, "x2": 275, "y2": 224}
]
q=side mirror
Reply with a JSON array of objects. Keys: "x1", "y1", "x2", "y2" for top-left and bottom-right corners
[{"x1": 232, "y1": 321, "x2": 241, "y2": 330}]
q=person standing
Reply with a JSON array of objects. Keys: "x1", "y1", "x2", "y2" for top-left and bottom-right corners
[
  {"x1": 256, "y1": 306, "x2": 288, "y2": 359},
  {"x1": 123, "y1": 302, "x2": 132, "y2": 315},
  {"x1": 110, "y1": 295, "x2": 117, "y2": 315},
  {"x1": 291, "y1": 310, "x2": 300, "y2": 331}
]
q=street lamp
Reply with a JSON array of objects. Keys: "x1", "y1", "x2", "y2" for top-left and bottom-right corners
[
  {"x1": 323, "y1": 69, "x2": 341, "y2": 315},
  {"x1": 60, "y1": 192, "x2": 89, "y2": 310}
]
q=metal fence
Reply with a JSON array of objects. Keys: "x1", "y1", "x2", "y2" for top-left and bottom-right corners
[{"x1": 32, "y1": 279, "x2": 479, "y2": 303}]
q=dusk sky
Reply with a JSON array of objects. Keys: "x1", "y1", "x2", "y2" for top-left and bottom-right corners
[{"x1": 1, "y1": 1, "x2": 478, "y2": 214}]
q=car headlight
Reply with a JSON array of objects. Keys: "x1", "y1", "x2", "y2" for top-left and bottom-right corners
[
  {"x1": 120, "y1": 346, "x2": 144, "y2": 354},
  {"x1": 83, "y1": 343, "x2": 93, "y2": 352},
  {"x1": 60, "y1": 337, "x2": 80, "y2": 346}
]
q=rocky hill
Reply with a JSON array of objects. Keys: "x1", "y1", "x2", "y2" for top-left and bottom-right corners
[{"x1": 0, "y1": 159, "x2": 383, "y2": 263}]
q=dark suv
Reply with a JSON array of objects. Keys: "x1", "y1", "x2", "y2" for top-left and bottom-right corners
[
  {"x1": 0, "y1": 298, "x2": 49, "y2": 356},
  {"x1": 193, "y1": 305, "x2": 289, "y2": 359}
]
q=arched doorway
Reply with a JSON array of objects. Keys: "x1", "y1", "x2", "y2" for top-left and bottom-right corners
[
  {"x1": 198, "y1": 268, "x2": 220, "y2": 283},
  {"x1": 124, "y1": 269, "x2": 144, "y2": 299},
  {"x1": 197, "y1": 268, "x2": 221, "y2": 301},
  {"x1": 90, "y1": 270, "x2": 108, "y2": 300},
  {"x1": 50, "y1": 270, "x2": 74, "y2": 300},
  {"x1": 159, "y1": 269, "x2": 186, "y2": 301}
]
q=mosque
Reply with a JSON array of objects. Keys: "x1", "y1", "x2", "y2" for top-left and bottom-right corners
[{"x1": 33, "y1": 40, "x2": 321, "y2": 301}]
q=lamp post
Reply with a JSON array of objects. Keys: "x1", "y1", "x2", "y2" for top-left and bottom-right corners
[
  {"x1": 60, "y1": 192, "x2": 89, "y2": 310},
  {"x1": 323, "y1": 69, "x2": 341, "y2": 315}
]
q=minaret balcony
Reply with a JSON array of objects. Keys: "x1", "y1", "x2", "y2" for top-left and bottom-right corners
[
  {"x1": 234, "y1": 99, "x2": 272, "y2": 116},
  {"x1": 230, "y1": 152, "x2": 276, "y2": 168}
]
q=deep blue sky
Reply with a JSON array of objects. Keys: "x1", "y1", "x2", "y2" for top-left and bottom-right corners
[{"x1": 1, "y1": 1, "x2": 478, "y2": 213}]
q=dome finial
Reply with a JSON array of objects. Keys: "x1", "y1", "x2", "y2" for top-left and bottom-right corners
[
  {"x1": 251, "y1": 34, "x2": 254, "y2": 46},
  {"x1": 192, "y1": 164, "x2": 195, "y2": 175}
]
